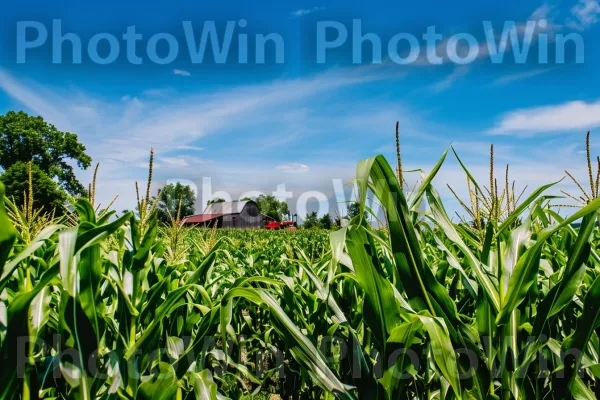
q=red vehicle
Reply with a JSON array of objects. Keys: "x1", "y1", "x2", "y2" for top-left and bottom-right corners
[{"x1": 264, "y1": 215, "x2": 297, "y2": 230}]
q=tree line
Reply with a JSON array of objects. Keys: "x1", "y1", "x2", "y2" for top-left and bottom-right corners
[{"x1": 0, "y1": 110, "x2": 359, "y2": 229}]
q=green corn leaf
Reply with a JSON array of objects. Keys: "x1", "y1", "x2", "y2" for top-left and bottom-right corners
[
  {"x1": 561, "y1": 275, "x2": 600, "y2": 393},
  {"x1": 495, "y1": 181, "x2": 561, "y2": 238},
  {"x1": 497, "y1": 199, "x2": 600, "y2": 325},
  {"x1": 137, "y1": 362, "x2": 178, "y2": 400},
  {"x1": 29, "y1": 285, "x2": 51, "y2": 339},
  {"x1": 529, "y1": 213, "x2": 597, "y2": 344},
  {"x1": 356, "y1": 155, "x2": 460, "y2": 325},
  {"x1": 191, "y1": 369, "x2": 220, "y2": 400},
  {"x1": 418, "y1": 313, "x2": 462, "y2": 398},
  {"x1": 345, "y1": 225, "x2": 402, "y2": 347},
  {"x1": 0, "y1": 224, "x2": 62, "y2": 291},
  {"x1": 76, "y1": 199, "x2": 97, "y2": 225},
  {"x1": 426, "y1": 185, "x2": 500, "y2": 313},
  {"x1": 222, "y1": 287, "x2": 354, "y2": 399},
  {"x1": 0, "y1": 182, "x2": 16, "y2": 270},
  {"x1": 500, "y1": 217, "x2": 532, "y2": 301},
  {"x1": 0, "y1": 264, "x2": 59, "y2": 398},
  {"x1": 450, "y1": 146, "x2": 485, "y2": 196},
  {"x1": 409, "y1": 148, "x2": 448, "y2": 212}
]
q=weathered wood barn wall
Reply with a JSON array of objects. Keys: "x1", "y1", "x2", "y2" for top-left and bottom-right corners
[{"x1": 221, "y1": 201, "x2": 262, "y2": 228}]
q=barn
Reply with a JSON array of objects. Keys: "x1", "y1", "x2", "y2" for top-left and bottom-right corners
[{"x1": 181, "y1": 200, "x2": 264, "y2": 229}]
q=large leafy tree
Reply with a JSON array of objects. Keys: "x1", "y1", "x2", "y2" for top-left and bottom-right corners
[
  {"x1": 155, "y1": 182, "x2": 196, "y2": 223},
  {"x1": 255, "y1": 195, "x2": 289, "y2": 222},
  {"x1": 0, "y1": 111, "x2": 92, "y2": 196},
  {"x1": 0, "y1": 162, "x2": 67, "y2": 215}
]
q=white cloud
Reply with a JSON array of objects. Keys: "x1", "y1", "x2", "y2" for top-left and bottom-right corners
[
  {"x1": 451, "y1": 140, "x2": 514, "y2": 157},
  {"x1": 0, "y1": 69, "x2": 72, "y2": 130},
  {"x1": 291, "y1": 7, "x2": 323, "y2": 17},
  {"x1": 71, "y1": 105, "x2": 97, "y2": 119},
  {"x1": 492, "y1": 68, "x2": 554, "y2": 86},
  {"x1": 518, "y1": 3, "x2": 576, "y2": 36},
  {"x1": 430, "y1": 66, "x2": 470, "y2": 92},
  {"x1": 276, "y1": 163, "x2": 310, "y2": 174},
  {"x1": 135, "y1": 161, "x2": 161, "y2": 170},
  {"x1": 411, "y1": 5, "x2": 554, "y2": 69},
  {"x1": 142, "y1": 88, "x2": 174, "y2": 97},
  {"x1": 524, "y1": 3, "x2": 560, "y2": 31},
  {"x1": 173, "y1": 69, "x2": 191, "y2": 76},
  {"x1": 530, "y1": 3, "x2": 553, "y2": 21},
  {"x1": 159, "y1": 157, "x2": 190, "y2": 168},
  {"x1": 567, "y1": 0, "x2": 600, "y2": 30},
  {"x1": 175, "y1": 145, "x2": 204, "y2": 151},
  {"x1": 488, "y1": 99, "x2": 600, "y2": 135}
]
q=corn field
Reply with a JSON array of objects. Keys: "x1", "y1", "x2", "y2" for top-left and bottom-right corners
[{"x1": 1, "y1": 147, "x2": 600, "y2": 399}]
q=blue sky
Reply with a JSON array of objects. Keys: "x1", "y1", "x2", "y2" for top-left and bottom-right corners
[{"x1": 1, "y1": 0, "x2": 600, "y2": 219}]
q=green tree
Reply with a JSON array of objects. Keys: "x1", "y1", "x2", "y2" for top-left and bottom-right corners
[
  {"x1": 346, "y1": 202, "x2": 367, "y2": 220},
  {"x1": 0, "y1": 111, "x2": 91, "y2": 196},
  {"x1": 319, "y1": 213, "x2": 333, "y2": 230},
  {"x1": 155, "y1": 183, "x2": 196, "y2": 223},
  {"x1": 303, "y1": 211, "x2": 320, "y2": 229},
  {"x1": 256, "y1": 195, "x2": 289, "y2": 222},
  {"x1": 0, "y1": 162, "x2": 67, "y2": 215},
  {"x1": 207, "y1": 198, "x2": 226, "y2": 205}
]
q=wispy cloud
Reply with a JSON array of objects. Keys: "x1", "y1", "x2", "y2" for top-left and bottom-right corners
[
  {"x1": 173, "y1": 69, "x2": 191, "y2": 76},
  {"x1": 291, "y1": 6, "x2": 323, "y2": 17},
  {"x1": 409, "y1": 4, "x2": 556, "y2": 69},
  {"x1": 159, "y1": 156, "x2": 190, "y2": 168},
  {"x1": 0, "y1": 69, "x2": 72, "y2": 130},
  {"x1": 488, "y1": 99, "x2": 600, "y2": 135},
  {"x1": 142, "y1": 88, "x2": 175, "y2": 97},
  {"x1": 526, "y1": 3, "x2": 559, "y2": 29},
  {"x1": 492, "y1": 68, "x2": 554, "y2": 86},
  {"x1": 530, "y1": 3, "x2": 553, "y2": 21},
  {"x1": 276, "y1": 163, "x2": 310, "y2": 174},
  {"x1": 567, "y1": 0, "x2": 600, "y2": 30},
  {"x1": 175, "y1": 145, "x2": 204, "y2": 151},
  {"x1": 430, "y1": 66, "x2": 470, "y2": 92},
  {"x1": 451, "y1": 140, "x2": 514, "y2": 156}
]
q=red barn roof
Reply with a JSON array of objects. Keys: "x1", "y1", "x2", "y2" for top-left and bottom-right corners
[{"x1": 181, "y1": 214, "x2": 223, "y2": 224}]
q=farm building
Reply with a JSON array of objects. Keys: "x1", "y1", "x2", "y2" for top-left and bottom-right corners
[{"x1": 181, "y1": 200, "x2": 264, "y2": 229}]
